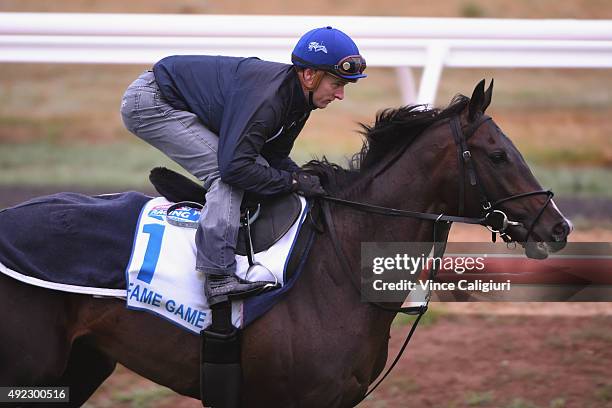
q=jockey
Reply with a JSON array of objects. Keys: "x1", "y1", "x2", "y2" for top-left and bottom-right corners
[{"x1": 120, "y1": 26, "x2": 366, "y2": 306}]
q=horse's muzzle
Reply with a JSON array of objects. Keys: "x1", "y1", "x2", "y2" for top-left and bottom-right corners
[
  {"x1": 546, "y1": 219, "x2": 572, "y2": 253},
  {"x1": 552, "y1": 219, "x2": 572, "y2": 243}
]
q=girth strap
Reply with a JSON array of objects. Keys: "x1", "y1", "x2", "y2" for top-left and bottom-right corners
[{"x1": 200, "y1": 303, "x2": 242, "y2": 408}]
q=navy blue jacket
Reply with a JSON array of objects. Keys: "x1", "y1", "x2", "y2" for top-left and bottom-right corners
[{"x1": 153, "y1": 55, "x2": 311, "y2": 195}]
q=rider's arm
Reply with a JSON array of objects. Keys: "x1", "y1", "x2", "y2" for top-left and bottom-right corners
[
  {"x1": 218, "y1": 106, "x2": 295, "y2": 195},
  {"x1": 267, "y1": 155, "x2": 300, "y2": 173},
  {"x1": 260, "y1": 113, "x2": 308, "y2": 174},
  {"x1": 260, "y1": 141, "x2": 300, "y2": 174}
]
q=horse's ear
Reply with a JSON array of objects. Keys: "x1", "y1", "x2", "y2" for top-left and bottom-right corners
[
  {"x1": 468, "y1": 79, "x2": 486, "y2": 121},
  {"x1": 482, "y1": 78, "x2": 494, "y2": 113}
]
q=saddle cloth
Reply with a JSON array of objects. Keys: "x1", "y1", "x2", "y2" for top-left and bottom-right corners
[
  {"x1": 125, "y1": 196, "x2": 308, "y2": 333},
  {"x1": 0, "y1": 192, "x2": 313, "y2": 334}
]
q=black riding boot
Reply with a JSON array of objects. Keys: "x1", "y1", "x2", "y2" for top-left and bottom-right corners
[{"x1": 205, "y1": 273, "x2": 275, "y2": 306}]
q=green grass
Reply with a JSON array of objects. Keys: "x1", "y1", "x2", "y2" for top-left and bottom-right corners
[
  {"x1": 0, "y1": 140, "x2": 176, "y2": 188},
  {"x1": 1, "y1": 140, "x2": 610, "y2": 197},
  {"x1": 549, "y1": 398, "x2": 566, "y2": 408},
  {"x1": 112, "y1": 386, "x2": 175, "y2": 408},
  {"x1": 0, "y1": 140, "x2": 344, "y2": 188},
  {"x1": 464, "y1": 390, "x2": 495, "y2": 406},
  {"x1": 525, "y1": 147, "x2": 609, "y2": 167},
  {"x1": 530, "y1": 165, "x2": 612, "y2": 198},
  {"x1": 82, "y1": 384, "x2": 176, "y2": 408},
  {"x1": 570, "y1": 326, "x2": 612, "y2": 343},
  {"x1": 595, "y1": 383, "x2": 612, "y2": 402},
  {"x1": 0, "y1": 140, "x2": 356, "y2": 189},
  {"x1": 505, "y1": 398, "x2": 540, "y2": 408}
]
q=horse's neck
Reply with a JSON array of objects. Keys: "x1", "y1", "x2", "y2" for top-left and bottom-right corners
[
  {"x1": 321, "y1": 126, "x2": 455, "y2": 307},
  {"x1": 344, "y1": 139, "x2": 453, "y2": 244},
  {"x1": 273, "y1": 134, "x2": 456, "y2": 390},
  {"x1": 312, "y1": 133, "x2": 453, "y2": 312}
]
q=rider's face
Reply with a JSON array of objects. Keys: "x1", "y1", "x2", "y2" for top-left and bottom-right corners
[{"x1": 312, "y1": 73, "x2": 348, "y2": 109}]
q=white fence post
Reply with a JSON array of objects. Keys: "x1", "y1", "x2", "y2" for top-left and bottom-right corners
[
  {"x1": 395, "y1": 67, "x2": 417, "y2": 106},
  {"x1": 417, "y1": 44, "x2": 448, "y2": 106}
]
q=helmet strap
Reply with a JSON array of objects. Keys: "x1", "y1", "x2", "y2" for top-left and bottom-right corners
[
  {"x1": 297, "y1": 68, "x2": 325, "y2": 92},
  {"x1": 309, "y1": 70, "x2": 325, "y2": 91},
  {"x1": 296, "y1": 68, "x2": 325, "y2": 109},
  {"x1": 307, "y1": 71, "x2": 325, "y2": 109}
]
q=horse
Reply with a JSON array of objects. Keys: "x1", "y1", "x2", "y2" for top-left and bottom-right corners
[{"x1": 0, "y1": 80, "x2": 571, "y2": 407}]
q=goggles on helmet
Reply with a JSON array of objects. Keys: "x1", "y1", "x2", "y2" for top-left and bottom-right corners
[
  {"x1": 292, "y1": 54, "x2": 366, "y2": 80},
  {"x1": 330, "y1": 55, "x2": 367, "y2": 76}
]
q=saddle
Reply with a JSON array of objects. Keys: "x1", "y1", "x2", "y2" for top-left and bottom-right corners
[{"x1": 148, "y1": 167, "x2": 301, "y2": 255}]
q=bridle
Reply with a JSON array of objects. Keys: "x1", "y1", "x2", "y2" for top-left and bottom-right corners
[
  {"x1": 321, "y1": 114, "x2": 554, "y2": 246},
  {"x1": 316, "y1": 113, "x2": 554, "y2": 402},
  {"x1": 318, "y1": 113, "x2": 555, "y2": 313},
  {"x1": 449, "y1": 114, "x2": 554, "y2": 244}
]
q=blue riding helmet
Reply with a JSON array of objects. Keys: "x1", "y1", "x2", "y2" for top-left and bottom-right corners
[{"x1": 291, "y1": 26, "x2": 367, "y2": 82}]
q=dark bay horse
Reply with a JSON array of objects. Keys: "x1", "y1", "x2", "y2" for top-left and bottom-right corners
[{"x1": 0, "y1": 80, "x2": 571, "y2": 407}]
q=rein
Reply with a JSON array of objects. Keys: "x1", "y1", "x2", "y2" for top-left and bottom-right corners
[{"x1": 316, "y1": 113, "x2": 555, "y2": 404}]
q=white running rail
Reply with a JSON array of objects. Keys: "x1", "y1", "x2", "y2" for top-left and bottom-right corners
[{"x1": 1, "y1": 13, "x2": 611, "y2": 105}]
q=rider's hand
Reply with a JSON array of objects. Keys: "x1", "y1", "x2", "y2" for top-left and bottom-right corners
[{"x1": 291, "y1": 172, "x2": 326, "y2": 198}]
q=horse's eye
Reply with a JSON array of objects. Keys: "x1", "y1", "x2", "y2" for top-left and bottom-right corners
[{"x1": 489, "y1": 151, "x2": 508, "y2": 164}]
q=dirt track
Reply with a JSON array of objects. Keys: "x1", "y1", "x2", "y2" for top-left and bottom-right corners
[
  {"x1": 85, "y1": 309, "x2": 612, "y2": 408},
  {"x1": 361, "y1": 312, "x2": 612, "y2": 408}
]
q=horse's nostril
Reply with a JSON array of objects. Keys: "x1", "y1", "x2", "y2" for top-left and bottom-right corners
[{"x1": 552, "y1": 220, "x2": 571, "y2": 241}]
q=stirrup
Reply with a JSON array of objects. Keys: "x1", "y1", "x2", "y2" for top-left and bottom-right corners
[{"x1": 245, "y1": 262, "x2": 280, "y2": 290}]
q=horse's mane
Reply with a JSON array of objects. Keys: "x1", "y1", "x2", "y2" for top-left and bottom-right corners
[{"x1": 303, "y1": 94, "x2": 470, "y2": 193}]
